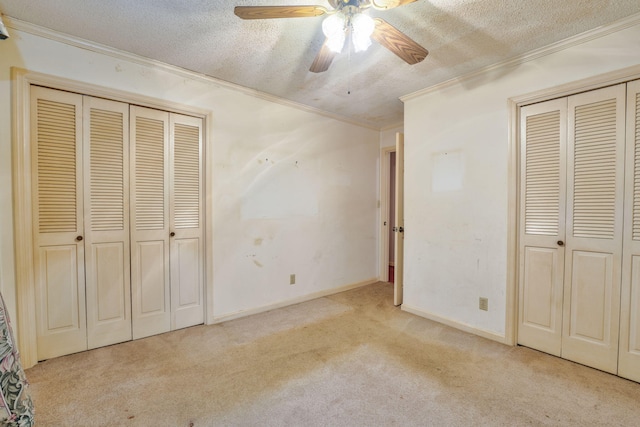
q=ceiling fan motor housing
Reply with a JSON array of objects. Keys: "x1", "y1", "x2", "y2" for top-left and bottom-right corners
[{"x1": 332, "y1": 0, "x2": 369, "y2": 10}]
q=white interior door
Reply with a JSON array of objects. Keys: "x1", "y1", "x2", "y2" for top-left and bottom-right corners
[
  {"x1": 31, "y1": 86, "x2": 88, "y2": 360},
  {"x1": 561, "y1": 84, "x2": 626, "y2": 374},
  {"x1": 169, "y1": 114, "x2": 204, "y2": 330},
  {"x1": 517, "y1": 98, "x2": 567, "y2": 357},
  {"x1": 83, "y1": 96, "x2": 132, "y2": 349},
  {"x1": 620, "y1": 79, "x2": 640, "y2": 382},
  {"x1": 130, "y1": 106, "x2": 171, "y2": 339},
  {"x1": 394, "y1": 133, "x2": 404, "y2": 306}
]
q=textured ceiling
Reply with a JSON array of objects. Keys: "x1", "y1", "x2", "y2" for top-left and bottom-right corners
[{"x1": 2, "y1": 0, "x2": 640, "y2": 128}]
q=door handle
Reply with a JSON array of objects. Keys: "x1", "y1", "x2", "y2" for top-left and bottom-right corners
[
  {"x1": 170, "y1": 232, "x2": 176, "y2": 237},
  {"x1": 76, "y1": 236, "x2": 83, "y2": 241},
  {"x1": 557, "y1": 240, "x2": 564, "y2": 246}
]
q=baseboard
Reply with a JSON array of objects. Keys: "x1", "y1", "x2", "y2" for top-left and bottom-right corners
[
  {"x1": 401, "y1": 304, "x2": 507, "y2": 344},
  {"x1": 211, "y1": 278, "x2": 379, "y2": 324}
]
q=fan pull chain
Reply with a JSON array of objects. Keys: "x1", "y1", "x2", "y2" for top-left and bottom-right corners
[
  {"x1": 347, "y1": 31, "x2": 352, "y2": 95},
  {"x1": 347, "y1": 59, "x2": 352, "y2": 95}
]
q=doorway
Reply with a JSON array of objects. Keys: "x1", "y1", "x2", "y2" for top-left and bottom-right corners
[{"x1": 380, "y1": 133, "x2": 404, "y2": 306}]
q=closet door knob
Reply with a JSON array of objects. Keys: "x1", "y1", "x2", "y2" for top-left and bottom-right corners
[
  {"x1": 557, "y1": 240, "x2": 564, "y2": 246},
  {"x1": 76, "y1": 236, "x2": 83, "y2": 241},
  {"x1": 170, "y1": 232, "x2": 175, "y2": 237}
]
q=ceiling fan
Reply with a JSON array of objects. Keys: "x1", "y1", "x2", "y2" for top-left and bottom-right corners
[{"x1": 234, "y1": 0, "x2": 428, "y2": 73}]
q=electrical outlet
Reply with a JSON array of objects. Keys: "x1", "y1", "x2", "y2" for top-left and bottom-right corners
[
  {"x1": 290, "y1": 274, "x2": 296, "y2": 285},
  {"x1": 479, "y1": 297, "x2": 489, "y2": 311}
]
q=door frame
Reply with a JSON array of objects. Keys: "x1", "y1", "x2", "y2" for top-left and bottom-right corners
[
  {"x1": 394, "y1": 133, "x2": 405, "y2": 306},
  {"x1": 11, "y1": 68, "x2": 214, "y2": 368},
  {"x1": 507, "y1": 64, "x2": 640, "y2": 347}
]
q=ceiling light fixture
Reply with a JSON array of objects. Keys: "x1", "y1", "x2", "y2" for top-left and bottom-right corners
[
  {"x1": 234, "y1": 0, "x2": 429, "y2": 74},
  {"x1": 322, "y1": 6, "x2": 375, "y2": 53}
]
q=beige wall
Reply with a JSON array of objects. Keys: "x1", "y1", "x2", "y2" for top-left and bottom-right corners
[
  {"x1": 0, "y1": 25, "x2": 380, "y2": 344},
  {"x1": 402, "y1": 20, "x2": 640, "y2": 339}
]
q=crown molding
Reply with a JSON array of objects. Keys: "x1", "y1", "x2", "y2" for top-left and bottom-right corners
[
  {"x1": 4, "y1": 17, "x2": 381, "y2": 131},
  {"x1": 401, "y1": 12, "x2": 640, "y2": 103},
  {"x1": 380, "y1": 121, "x2": 404, "y2": 132}
]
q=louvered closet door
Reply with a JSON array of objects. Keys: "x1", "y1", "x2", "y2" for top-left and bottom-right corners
[
  {"x1": 620, "y1": 79, "x2": 640, "y2": 382},
  {"x1": 31, "y1": 86, "x2": 87, "y2": 360},
  {"x1": 83, "y1": 96, "x2": 132, "y2": 349},
  {"x1": 518, "y1": 98, "x2": 567, "y2": 356},
  {"x1": 170, "y1": 114, "x2": 204, "y2": 330},
  {"x1": 130, "y1": 106, "x2": 171, "y2": 339},
  {"x1": 561, "y1": 84, "x2": 626, "y2": 374}
]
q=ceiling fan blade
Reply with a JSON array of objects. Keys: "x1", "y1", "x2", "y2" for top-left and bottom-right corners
[
  {"x1": 371, "y1": 18, "x2": 428, "y2": 65},
  {"x1": 370, "y1": 0, "x2": 417, "y2": 10},
  {"x1": 310, "y1": 38, "x2": 338, "y2": 73},
  {"x1": 234, "y1": 6, "x2": 328, "y2": 19}
]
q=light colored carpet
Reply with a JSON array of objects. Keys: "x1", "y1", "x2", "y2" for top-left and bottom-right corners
[{"x1": 26, "y1": 282, "x2": 640, "y2": 426}]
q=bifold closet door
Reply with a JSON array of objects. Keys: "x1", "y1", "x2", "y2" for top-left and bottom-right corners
[
  {"x1": 620, "y1": 79, "x2": 640, "y2": 382},
  {"x1": 561, "y1": 84, "x2": 626, "y2": 374},
  {"x1": 517, "y1": 98, "x2": 567, "y2": 357},
  {"x1": 32, "y1": 88, "x2": 131, "y2": 360},
  {"x1": 31, "y1": 88, "x2": 203, "y2": 358},
  {"x1": 83, "y1": 96, "x2": 132, "y2": 350},
  {"x1": 130, "y1": 106, "x2": 171, "y2": 339},
  {"x1": 31, "y1": 86, "x2": 87, "y2": 360},
  {"x1": 519, "y1": 84, "x2": 626, "y2": 374},
  {"x1": 130, "y1": 107, "x2": 204, "y2": 339},
  {"x1": 169, "y1": 114, "x2": 204, "y2": 330}
]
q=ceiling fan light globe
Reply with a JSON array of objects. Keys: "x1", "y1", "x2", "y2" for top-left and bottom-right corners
[
  {"x1": 322, "y1": 12, "x2": 346, "y2": 38},
  {"x1": 351, "y1": 13, "x2": 374, "y2": 52},
  {"x1": 323, "y1": 12, "x2": 347, "y2": 53},
  {"x1": 352, "y1": 13, "x2": 375, "y2": 36},
  {"x1": 326, "y1": 32, "x2": 346, "y2": 53},
  {"x1": 352, "y1": 34, "x2": 372, "y2": 52}
]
